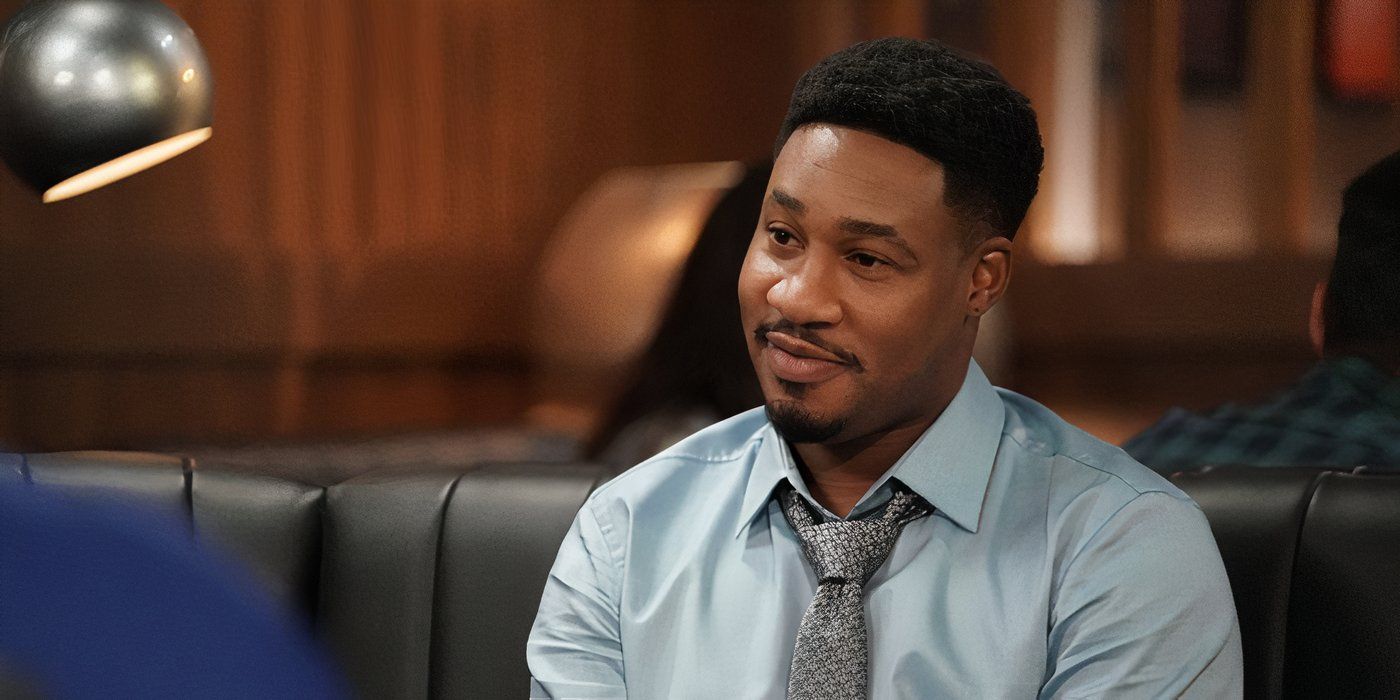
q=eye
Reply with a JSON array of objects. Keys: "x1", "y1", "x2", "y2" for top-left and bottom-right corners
[
  {"x1": 768, "y1": 228, "x2": 795, "y2": 246},
  {"x1": 849, "y1": 252, "x2": 887, "y2": 268}
]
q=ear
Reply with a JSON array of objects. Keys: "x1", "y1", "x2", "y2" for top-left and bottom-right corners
[
  {"x1": 966, "y1": 236, "x2": 1013, "y2": 318},
  {"x1": 1309, "y1": 279, "x2": 1327, "y2": 359}
]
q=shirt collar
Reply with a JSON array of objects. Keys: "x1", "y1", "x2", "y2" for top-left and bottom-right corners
[{"x1": 734, "y1": 360, "x2": 1006, "y2": 537}]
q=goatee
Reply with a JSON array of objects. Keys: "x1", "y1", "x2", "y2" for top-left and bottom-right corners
[{"x1": 766, "y1": 401, "x2": 844, "y2": 444}]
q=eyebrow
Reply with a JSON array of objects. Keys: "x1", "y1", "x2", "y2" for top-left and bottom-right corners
[
  {"x1": 769, "y1": 188, "x2": 917, "y2": 260},
  {"x1": 839, "y1": 217, "x2": 917, "y2": 259},
  {"x1": 769, "y1": 188, "x2": 806, "y2": 214},
  {"x1": 839, "y1": 217, "x2": 897, "y2": 239}
]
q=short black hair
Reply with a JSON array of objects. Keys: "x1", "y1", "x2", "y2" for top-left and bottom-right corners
[
  {"x1": 776, "y1": 37, "x2": 1044, "y2": 244},
  {"x1": 1323, "y1": 149, "x2": 1400, "y2": 370}
]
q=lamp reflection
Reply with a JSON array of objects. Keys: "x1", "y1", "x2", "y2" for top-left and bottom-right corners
[{"x1": 43, "y1": 126, "x2": 211, "y2": 203}]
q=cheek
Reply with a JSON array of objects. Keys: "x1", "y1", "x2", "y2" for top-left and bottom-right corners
[
  {"x1": 737, "y1": 245, "x2": 780, "y2": 317},
  {"x1": 853, "y1": 279, "x2": 962, "y2": 370}
]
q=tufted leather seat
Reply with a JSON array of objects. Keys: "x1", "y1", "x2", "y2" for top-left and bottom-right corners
[
  {"x1": 3, "y1": 451, "x2": 608, "y2": 699},
  {"x1": 1171, "y1": 466, "x2": 1400, "y2": 699},
  {"x1": 9, "y1": 454, "x2": 1400, "y2": 698}
]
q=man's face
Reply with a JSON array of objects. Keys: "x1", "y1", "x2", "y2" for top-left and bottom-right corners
[{"x1": 738, "y1": 123, "x2": 997, "y2": 445}]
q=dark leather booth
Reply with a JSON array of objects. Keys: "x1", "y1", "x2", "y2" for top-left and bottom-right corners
[
  {"x1": 5, "y1": 453, "x2": 1398, "y2": 698},
  {"x1": 2, "y1": 451, "x2": 610, "y2": 700},
  {"x1": 1171, "y1": 466, "x2": 1400, "y2": 699}
]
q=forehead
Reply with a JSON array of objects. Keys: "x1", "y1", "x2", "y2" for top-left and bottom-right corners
[{"x1": 769, "y1": 124, "x2": 951, "y2": 232}]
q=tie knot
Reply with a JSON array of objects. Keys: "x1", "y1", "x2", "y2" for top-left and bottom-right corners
[{"x1": 779, "y1": 487, "x2": 930, "y2": 585}]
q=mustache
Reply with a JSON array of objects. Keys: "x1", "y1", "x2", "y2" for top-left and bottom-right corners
[{"x1": 752, "y1": 320, "x2": 863, "y2": 370}]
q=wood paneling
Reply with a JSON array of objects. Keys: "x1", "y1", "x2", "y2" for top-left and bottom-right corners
[
  {"x1": 1247, "y1": 0, "x2": 1316, "y2": 253},
  {"x1": 987, "y1": 1, "x2": 1060, "y2": 253},
  {"x1": 0, "y1": 0, "x2": 824, "y2": 450},
  {"x1": 1119, "y1": 0, "x2": 1182, "y2": 254},
  {"x1": 1008, "y1": 255, "x2": 1328, "y2": 443},
  {"x1": 0, "y1": 1, "x2": 1344, "y2": 451}
]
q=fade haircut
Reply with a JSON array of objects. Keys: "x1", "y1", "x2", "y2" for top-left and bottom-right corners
[
  {"x1": 775, "y1": 37, "x2": 1044, "y2": 246},
  {"x1": 1324, "y1": 149, "x2": 1400, "y2": 372}
]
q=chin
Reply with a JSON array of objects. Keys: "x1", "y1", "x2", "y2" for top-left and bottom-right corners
[{"x1": 765, "y1": 400, "x2": 846, "y2": 444}]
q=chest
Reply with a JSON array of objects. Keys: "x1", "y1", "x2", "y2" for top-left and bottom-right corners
[{"x1": 616, "y1": 510, "x2": 1052, "y2": 698}]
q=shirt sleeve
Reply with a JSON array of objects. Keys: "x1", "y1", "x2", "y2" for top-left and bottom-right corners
[
  {"x1": 1040, "y1": 491, "x2": 1243, "y2": 699},
  {"x1": 527, "y1": 498, "x2": 627, "y2": 699}
]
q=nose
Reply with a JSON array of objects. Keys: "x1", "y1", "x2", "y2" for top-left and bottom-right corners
[{"x1": 765, "y1": 257, "x2": 843, "y2": 327}]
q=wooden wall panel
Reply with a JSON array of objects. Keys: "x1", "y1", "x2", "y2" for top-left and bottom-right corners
[
  {"x1": 0, "y1": 1, "x2": 1330, "y2": 451},
  {"x1": 1247, "y1": 0, "x2": 1316, "y2": 253},
  {"x1": 0, "y1": 0, "x2": 821, "y2": 450},
  {"x1": 1118, "y1": 0, "x2": 1182, "y2": 254}
]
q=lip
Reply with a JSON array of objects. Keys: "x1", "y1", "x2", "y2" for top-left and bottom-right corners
[
  {"x1": 764, "y1": 331, "x2": 846, "y2": 364},
  {"x1": 762, "y1": 344, "x2": 848, "y2": 384}
]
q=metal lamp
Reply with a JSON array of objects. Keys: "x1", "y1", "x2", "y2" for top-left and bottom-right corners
[{"x1": 0, "y1": 0, "x2": 212, "y2": 203}]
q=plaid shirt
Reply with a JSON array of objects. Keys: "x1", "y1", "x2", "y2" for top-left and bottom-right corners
[{"x1": 1123, "y1": 357, "x2": 1400, "y2": 471}]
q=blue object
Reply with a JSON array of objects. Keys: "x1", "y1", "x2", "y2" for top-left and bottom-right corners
[
  {"x1": 0, "y1": 471, "x2": 348, "y2": 699},
  {"x1": 528, "y1": 361, "x2": 1242, "y2": 697}
]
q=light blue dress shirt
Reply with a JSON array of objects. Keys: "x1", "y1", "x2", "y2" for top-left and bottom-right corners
[{"x1": 528, "y1": 362, "x2": 1242, "y2": 698}]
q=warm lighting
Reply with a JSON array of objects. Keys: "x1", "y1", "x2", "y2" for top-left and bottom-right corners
[
  {"x1": 0, "y1": 0, "x2": 213, "y2": 202},
  {"x1": 43, "y1": 127, "x2": 211, "y2": 203},
  {"x1": 1037, "y1": 0, "x2": 1103, "y2": 264}
]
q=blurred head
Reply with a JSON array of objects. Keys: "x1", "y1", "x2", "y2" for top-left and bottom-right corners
[
  {"x1": 586, "y1": 164, "x2": 771, "y2": 460},
  {"x1": 1319, "y1": 149, "x2": 1400, "y2": 373},
  {"x1": 740, "y1": 38, "x2": 1042, "y2": 445}
]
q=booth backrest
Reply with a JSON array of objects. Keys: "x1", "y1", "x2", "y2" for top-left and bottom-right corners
[
  {"x1": 1170, "y1": 466, "x2": 1400, "y2": 699},
  {"x1": 4, "y1": 451, "x2": 609, "y2": 700},
  {"x1": 9, "y1": 454, "x2": 1400, "y2": 698}
]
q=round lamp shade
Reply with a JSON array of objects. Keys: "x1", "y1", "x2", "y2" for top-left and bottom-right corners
[{"x1": 0, "y1": 0, "x2": 212, "y2": 202}]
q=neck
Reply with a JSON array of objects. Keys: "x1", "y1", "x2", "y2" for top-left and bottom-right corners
[
  {"x1": 792, "y1": 419, "x2": 933, "y2": 517},
  {"x1": 792, "y1": 352, "x2": 976, "y2": 517}
]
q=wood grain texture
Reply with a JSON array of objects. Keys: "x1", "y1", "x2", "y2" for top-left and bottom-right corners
[
  {"x1": 0, "y1": 1, "x2": 1345, "y2": 451},
  {"x1": 0, "y1": 1, "x2": 824, "y2": 449}
]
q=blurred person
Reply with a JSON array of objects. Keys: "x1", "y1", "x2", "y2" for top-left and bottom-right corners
[
  {"x1": 528, "y1": 38, "x2": 1240, "y2": 698},
  {"x1": 0, "y1": 461, "x2": 348, "y2": 699},
  {"x1": 584, "y1": 164, "x2": 770, "y2": 468},
  {"x1": 1125, "y1": 150, "x2": 1400, "y2": 471}
]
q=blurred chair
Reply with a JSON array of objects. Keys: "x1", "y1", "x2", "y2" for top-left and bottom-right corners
[
  {"x1": 11, "y1": 452, "x2": 1400, "y2": 698},
  {"x1": 580, "y1": 163, "x2": 771, "y2": 467},
  {"x1": 0, "y1": 453, "x2": 346, "y2": 699},
  {"x1": 527, "y1": 160, "x2": 750, "y2": 440},
  {"x1": 4, "y1": 450, "x2": 610, "y2": 700},
  {"x1": 1171, "y1": 465, "x2": 1400, "y2": 699}
]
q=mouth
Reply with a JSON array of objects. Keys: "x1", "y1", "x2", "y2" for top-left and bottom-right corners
[{"x1": 760, "y1": 331, "x2": 851, "y2": 384}]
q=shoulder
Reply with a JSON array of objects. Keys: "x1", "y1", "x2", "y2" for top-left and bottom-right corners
[
  {"x1": 994, "y1": 389, "x2": 1214, "y2": 558},
  {"x1": 998, "y1": 388, "x2": 1192, "y2": 503},
  {"x1": 582, "y1": 408, "x2": 767, "y2": 519},
  {"x1": 996, "y1": 394, "x2": 1226, "y2": 602}
]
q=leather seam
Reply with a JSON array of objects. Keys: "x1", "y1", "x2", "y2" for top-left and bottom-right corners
[
  {"x1": 307, "y1": 485, "x2": 327, "y2": 620},
  {"x1": 426, "y1": 473, "x2": 465, "y2": 699},
  {"x1": 181, "y1": 455, "x2": 195, "y2": 526},
  {"x1": 1277, "y1": 469, "x2": 1330, "y2": 695}
]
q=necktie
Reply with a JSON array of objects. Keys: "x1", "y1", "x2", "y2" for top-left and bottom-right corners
[{"x1": 779, "y1": 485, "x2": 931, "y2": 700}]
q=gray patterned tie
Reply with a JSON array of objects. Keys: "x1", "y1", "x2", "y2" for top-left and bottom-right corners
[{"x1": 779, "y1": 485, "x2": 931, "y2": 700}]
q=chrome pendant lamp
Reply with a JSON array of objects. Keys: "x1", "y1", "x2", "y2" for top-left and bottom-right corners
[{"x1": 0, "y1": 0, "x2": 213, "y2": 203}]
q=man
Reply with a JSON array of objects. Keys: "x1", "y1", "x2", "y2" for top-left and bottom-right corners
[
  {"x1": 1126, "y1": 150, "x2": 1400, "y2": 472},
  {"x1": 529, "y1": 38, "x2": 1240, "y2": 698}
]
